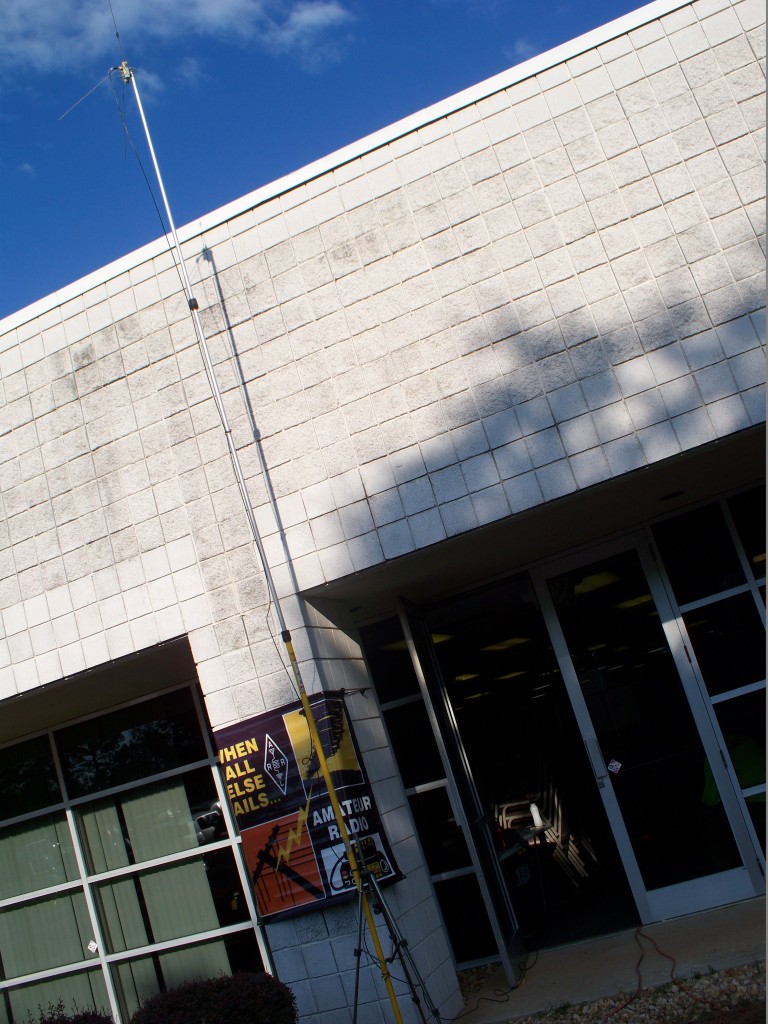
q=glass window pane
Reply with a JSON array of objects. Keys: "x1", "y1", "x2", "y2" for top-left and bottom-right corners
[
  {"x1": 0, "y1": 735, "x2": 60, "y2": 822},
  {"x1": 746, "y1": 802, "x2": 766, "y2": 854},
  {"x1": 56, "y1": 690, "x2": 207, "y2": 798},
  {"x1": 0, "y1": 891, "x2": 94, "y2": 979},
  {"x1": 78, "y1": 798, "x2": 131, "y2": 873},
  {"x1": 95, "y1": 873, "x2": 151, "y2": 953},
  {"x1": 653, "y1": 504, "x2": 746, "y2": 605},
  {"x1": 727, "y1": 486, "x2": 766, "y2": 579},
  {"x1": 711, "y1": 689, "x2": 766, "y2": 794},
  {"x1": 360, "y1": 618, "x2": 421, "y2": 704},
  {"x1": 0, "y1": 814, "x2": 78, "y2": 899},
  {"x1": 158, "y1": 942, "x2": 231, "y2": 992},
  {"x1": 114, "y1": 956, "x2": 160, "y2": 1024},
  {"x1": 113, "y1": 933, "x2": 261, "y2": 1021},
  {"x1": 96, "y1": 850, "x2": 247, "y2": 953},
  {"x1": 432, "y1": 875, "x2": 498, "y2": 964},
  {"x1": 706, "y1": 689, "x2": 765, "y2": 856},
  {"x1": 77, "y1": 769, "x2": 223, "y2": 873},
  {"x1": 123, "y1": 772, "x2": 221, "y2": 862},
  {"x1": 683, "y1": 594, "x2": 766, "y2": 697},
  {"x1": 382, "y1": 701, "x2": 445, "y2": 789},
  {"x1": 426, "y1": 574, "x2": 565, "y2": 815},
  {"x1": 408, "y1": 788, "x2": 471, "y2": 875},
  {"x1": 4, "y1": 969, "x2": 110, "y2": 1024}
]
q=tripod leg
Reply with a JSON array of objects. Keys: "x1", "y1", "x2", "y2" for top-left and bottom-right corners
[
  {"x1": 366, "y1": 873, "x2": 437, "y2": 1024},
  {"x1": 352, "y1": 872, "x2": 366, "y2": 1024}
]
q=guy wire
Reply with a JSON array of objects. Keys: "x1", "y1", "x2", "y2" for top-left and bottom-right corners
[{"x1": 107, "y1": 0, "x2": 127, "y2": 63}]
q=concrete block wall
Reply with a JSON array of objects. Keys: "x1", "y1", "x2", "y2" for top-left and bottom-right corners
[
  {"x1": 186, "y1": 0, "x2": 765, "y2": 602},
  {"x1": 0, "y1": 0, "x2": 764, "y2": 1020},
  {"x1": 1, "y1": 0, "x2": 763, "y2": 708}
]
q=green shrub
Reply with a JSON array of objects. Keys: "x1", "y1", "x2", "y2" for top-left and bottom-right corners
[{"x1": 128, "y1": 972, "x2": 297, "y2": 1024}]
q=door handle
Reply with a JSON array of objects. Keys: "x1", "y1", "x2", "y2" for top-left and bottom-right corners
[{"x1": 585, "y1": 736, "x2": 609, "y2": 788}]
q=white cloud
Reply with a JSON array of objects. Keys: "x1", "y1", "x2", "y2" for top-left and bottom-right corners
[
  {"x1": 0, "y1": 0, "x2": 355, "y2": 79},
  {"x1": 505, "y1": 37, "x2": 540, "y2": 62},
  {"x1": 270, "y1": 1, "x2": 349, "y2": 45},
  {"x1": 175, "y1": 56, "x2": 206, "y2": 89},
  {"x1": 263, "y1": 1, "x2": 353, "y2": 68}
]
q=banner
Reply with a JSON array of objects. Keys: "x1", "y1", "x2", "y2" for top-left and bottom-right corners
[{"x1": 213, "y1": 691, "x2": 400, "y2": 920}]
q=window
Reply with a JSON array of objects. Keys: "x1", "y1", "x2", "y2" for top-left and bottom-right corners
[
  {"x1": 653, "y1": 487, "x2": 766, "y2": 853},
  {"x1": 0, "y1": 687, "x2": 264, "y2": 1024}
]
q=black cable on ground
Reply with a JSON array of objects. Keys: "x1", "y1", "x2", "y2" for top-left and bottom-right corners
[
  {"x1": 451, "y1": 948, "x2": 540, "y2": 1021},
  {"x1": 601, "y1": 927, "x2": 725, "y2": 1024}
]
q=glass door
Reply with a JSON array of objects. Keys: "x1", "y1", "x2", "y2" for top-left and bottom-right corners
[
  {"x1": 358, "y1": 614, "x2": 524, "y2": 978},
  {"x1": 534, "y1": 537, "x2": 762, "y2": 922},
  {"x1": 399, "y1": 600, "x2": 527, "y2": 985},
  {"x1": 415, "y1": 575, "x2": 639, "y2": 950}
]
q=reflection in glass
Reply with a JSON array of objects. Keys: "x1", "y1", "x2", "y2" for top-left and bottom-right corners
[
  {"x1": 549, "y1": 550, "x2": 742, "y2": 890},
  {"x1": 653, "y1": 503, "x2": 745, "y2": 605},
  {"x1": 4, "y1": 970, "x2": 110, "y2": 1024},
  {"x1": 0, "y1": 813, "x2": 78, "y2": 900},
  {"x1": 682, "y1": 594, "x2": 766, "y2": 697},
  {"x1": 95, "y1": 849, "x2": 247, "y2": 954},
  {"x1": 113, "y1": 932, "x2": 259, "y2": 1021},
  {"x1": 0, "y1": 735, "x2": 60, "y2": 822},
  {"x1": 56, "y1": 690, "x2": 206, "y2": 799},
  {"x1": 0, "y1": 891, "x2": 93, "y2": 979},
  {"x1": 77, "y1": 768, "x2": 222, "y2": 873}
]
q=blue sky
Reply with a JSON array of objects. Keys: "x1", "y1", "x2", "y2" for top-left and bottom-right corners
[{"x1": 0, "y1": 0, "x2": 647, "y2": 322}]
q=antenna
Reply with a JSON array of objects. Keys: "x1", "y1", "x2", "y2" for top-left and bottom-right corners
[
  {"x1": 117, "y1": 59, "x2": 410, "y2": 1024},
  {"x1": 58, "y1": 73, "x2": 111, "y2": 121}
]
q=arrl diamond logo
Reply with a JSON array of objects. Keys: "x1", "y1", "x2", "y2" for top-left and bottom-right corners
[{"x1": 264, "y1": 734, "x2": 289, "y2": 795}]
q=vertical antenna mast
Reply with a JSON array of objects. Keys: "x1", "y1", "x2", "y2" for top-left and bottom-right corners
[{"x1": 117, "y1": 60, "x2": 406, "y2": 1024}]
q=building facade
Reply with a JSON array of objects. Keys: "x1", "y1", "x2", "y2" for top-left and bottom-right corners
[{"x1": 0, "y1": 0, "x2": 765, "y2": 1021}]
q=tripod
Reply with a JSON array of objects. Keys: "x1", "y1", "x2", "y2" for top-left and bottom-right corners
[{"x1": 350, "y1": 839, "x2": 440, "y2": 1024}]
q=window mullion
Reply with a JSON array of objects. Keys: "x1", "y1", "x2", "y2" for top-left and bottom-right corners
[
  {"x1": 102, "y1": 920, "x2": 256, "y2": 964},
  {"x1": 64, "y1": 759, "x2": 214, "y2": 812},
  {"x1": 0, "y1": 878, "x2": 83, "y2": 911},
  {"x1": 190, "y1": 685, "x2": 274, "y2": 973},
  {"x1": 84, "y1": 838, "x2": 232, "y2": 885},
  {"x1": 51, "y1": 722, "x2": 124, "y2": 1024},
  {"x1": 0, "y1": 958, "x2": 99, "y2": 991}
]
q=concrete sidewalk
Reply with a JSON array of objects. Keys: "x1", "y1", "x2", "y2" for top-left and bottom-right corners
[{"x1": 456, "y1": 897, "x2": 766, "y2": 1023}]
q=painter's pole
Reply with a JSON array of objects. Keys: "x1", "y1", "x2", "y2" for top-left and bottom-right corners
[{"x1": 118, "y1": 61, "x2": 405, "y2": 1023}]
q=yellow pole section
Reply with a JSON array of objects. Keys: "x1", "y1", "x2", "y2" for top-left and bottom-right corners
[{"x1": 282, "y1": 633, "x2": 404, "y2": 1024}]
